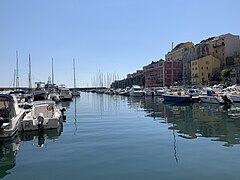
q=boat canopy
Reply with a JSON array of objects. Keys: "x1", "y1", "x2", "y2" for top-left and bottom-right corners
[
  {"x1": 0, "y1": 94, "x2": 17, "y2": 119},
  {"x1": 0, "y1": 94, "x2": 14, "y2": 102},
  {"x1": 207, "y1": 90, "x2": 216, "y2": 96}
]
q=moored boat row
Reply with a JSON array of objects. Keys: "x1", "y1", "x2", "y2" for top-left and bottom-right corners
[
  {"x1": 0, "y1": 92, "x2": 67, "y2": 139},
  {"x1": 86, "y1": 84, "x2": 240, "y2": 105}
]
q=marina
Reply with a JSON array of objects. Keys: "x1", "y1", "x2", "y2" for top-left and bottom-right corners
[
  {"x1": 0, "y1": 92, "x2": 240, "y2": 179},
  {"x1": 1, "y1": 1, "x2": 240, "y2": 179}
]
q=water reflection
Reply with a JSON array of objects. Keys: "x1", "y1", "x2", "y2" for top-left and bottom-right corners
[
  {"x1": 129, "y1": 97, "x2": 240, "y2": 146},
  {"x1": 74, "y1": 97, "x2": 78, "y2": 135},
  {"x1": 0, "y1": 135, "x2": 19, "y2": 179},
  {"x1": 19, "y1": 125, "x2": 63, "y2": 147},
  {"x1": 0, "y1": 126, "x2": 63, "y2": 179},
  {"x1": 58, "y1": 100, "x2": 71, "y2": 109}
]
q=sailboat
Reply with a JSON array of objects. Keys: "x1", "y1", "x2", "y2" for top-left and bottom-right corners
[{"x1": 71, "y1": 58, "x2": 80, "y2": 96}]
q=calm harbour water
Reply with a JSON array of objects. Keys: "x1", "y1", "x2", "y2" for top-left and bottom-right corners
[{"x1": 1, "y1": 92, "x2": 240, "y2": 180}]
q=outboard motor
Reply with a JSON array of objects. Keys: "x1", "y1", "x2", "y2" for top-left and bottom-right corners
[
  {"x1": 0, "y1": 117, "x2": 4, "y2": 128},
  {"x1": 60, "y1": 107, "x2": 67, "y2": 122},
  {"x1": 222, "y1": 95, "x2": 233, "y2": 105},
  {"x1": 37, "y1": 113, "x2": 44, "y2": 132}
]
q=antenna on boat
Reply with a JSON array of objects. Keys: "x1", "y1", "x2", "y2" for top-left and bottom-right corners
[
  {"x1": 13, "y1": 69, "x2": 16, "y2": 88},
  {"x1": 52, "y1": 58, "x2": 54, "y2": 85},
  {"x1": 16, "y1": 51, "x2": 19, "y2": 90},
  {"x1": 73, "y1": 58, "x2": 76, "y2": 89},
  {"x1": 28, "y1": 53, "x2": 32, "y2": 89}
]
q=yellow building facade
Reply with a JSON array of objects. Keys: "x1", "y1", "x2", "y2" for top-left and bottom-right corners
[
  {"x1": 191, "y1": 55, "x2": 220, "y2": 85},
  {"x1": 165, "y1": 42, "x2": 193, "y2": 62}
]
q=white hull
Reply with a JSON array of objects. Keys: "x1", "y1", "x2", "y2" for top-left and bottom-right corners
[
  {"x1": 199, "y1": 95, "x2": 224, "y2": 104},
  {"x1": 229, "y1": 94, "x2": 240, "y2": 103},
  {"x1": 129, "y1": 91, "x2": 144, "y2": 97},
  {"x1": 0, "y1": 112, "x2": 25, "y2": 138},
  {"x1": 19, "y1": 101, "x2": 63, "y2": 131},
  {"x1": 59, "y1": 88, "x2": 72, "y2": 101},
  {"x1": 129, "y1": 85, "x2": 144, "y2": 97},
  {"x1": 0, "y1": 94, "x2": 25, "y2": 138},
  {"x1": 72, "y1": 89, "x2": 80, "y2": 96}
]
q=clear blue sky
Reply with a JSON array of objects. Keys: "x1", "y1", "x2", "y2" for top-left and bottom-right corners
[{"x1": 0, "y1": 0, "x2": 239, "y2": 88}]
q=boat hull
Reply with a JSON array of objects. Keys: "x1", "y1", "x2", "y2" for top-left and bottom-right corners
[
  {"x1": 129, "y1": 91, "x2": 144, "y2": 97},
  {"x1": 199, "y1": 96, "x2": 224, "y2": 104},
  {"x1": 229, "y1": 94, "x2": 240, "y2": 103},
  {"x1": 162, "y1": 94, "x2": 192, "y2": 103}
]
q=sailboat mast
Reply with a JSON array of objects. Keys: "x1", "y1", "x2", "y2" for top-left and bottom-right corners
[
  {"x1": 28, "y1": 53, "x2": 32, "y2": 89},
  {"x1": 171, "y1": 42, "x2": 174, "y2": 86},
  {"x1": 73, "y1": 58, "x2": 76, "y2": 89},
  {"x1": 52, "y1": 58, "x2": 54, "y2": 85},
  {"x1": 16, "y1": 51, "x2": 19, "y2": 89},
  {"x1": 13, "y1": 69, "x2": 16, "y2": 88}
]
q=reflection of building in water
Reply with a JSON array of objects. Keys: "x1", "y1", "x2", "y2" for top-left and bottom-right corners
[
  {"x1": 0, "y1": 134, "x2": 20, "y2": 179},
  {"x1": 127, "y1": 97, "x2": 145, "y2": 110},
  {"x1": 140, "y1": 97, "x2": 240, "y2": 146}
]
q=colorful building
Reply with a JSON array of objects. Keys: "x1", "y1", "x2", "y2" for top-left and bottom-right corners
[
  {"x1": 165, "y1": 42, "x2": 193, "y2": 85},
  {"x1": 165, "y1": 42, "x2": 193, "y2": 62},
  {"x1": 191, "y1": 55, "x2": 220, "y2": 85},
  {"x1": 206, "y1": 33, "x2": 240, "y2": 67},
  {"x1": 144, "y1": 59, "x2": 182, "y2": 87}
]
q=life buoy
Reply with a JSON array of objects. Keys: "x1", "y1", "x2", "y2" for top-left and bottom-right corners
[{"x1": 47, "y1": 104, "x2": 53, "y2": 111}]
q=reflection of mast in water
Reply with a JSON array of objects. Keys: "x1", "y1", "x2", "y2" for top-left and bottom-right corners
[
  {"x1": 74, "y1": 97, "x2": 77, "y2": 135},
  {"x1": 164, "y1": 104, "x2": 178, "y2": 163},
  {"x1": 172, "y1": 125, "x2": 178, "y2": 163}
]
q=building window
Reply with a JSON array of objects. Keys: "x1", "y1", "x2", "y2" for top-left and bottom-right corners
[
  {"x1": 206, "y1": 67, "x2": 208, "y2": 70},
  {"x1": 201, "y1": 67, "x2": 203, "y2": 69},
  {"x1": 202, "y1": 73, "x2": 204, "y2": 76},
  {"x1": 195, "y1": 67, "x2": 197, "y2": 70},
  {"x1": 216, "y1": 50, "x2": 218, "y2": 53}
]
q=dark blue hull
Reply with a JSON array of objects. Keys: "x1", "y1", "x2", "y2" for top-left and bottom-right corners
[{"x1": 162, "y1": 94, "x2": 192, "y2": 103}]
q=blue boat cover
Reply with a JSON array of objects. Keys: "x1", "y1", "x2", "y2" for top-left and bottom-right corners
[
  {"x1": 207, "y1": 90, "x2": 216, "y2": 96},
  {"x1": 0, "y1": 94, "x2": 14, "y2": 101}
]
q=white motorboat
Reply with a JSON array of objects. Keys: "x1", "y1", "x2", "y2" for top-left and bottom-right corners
[
  {"x1": 32, "y1": 82, "x2": 48, "y2": 101},
  {"x1": 129, "y1": 85, "x2": 144, "y2": 97},
  {"x1": 228, "y1": 94, "x2": 240, "y2": 103},
  {"x1": 199, "y1": 95, "x2": 225, "y2": 104},
  {"x1": 19, "y1": 100, "x2": 65, "y2": 132},
  {"x1": 118, "y1": 87, "x2": 130, "y2": 96},
  {"x1": 144, "y1": 88, "x2": 155, "y2": 97},
  {"x1": 71, "y1": 89, "x2": 80, "y2": 96},
  {"x1": 199, "y1": 89, "x2": 231, "y2": 104},
  {"x1": 48, "y1": 91, "x2": 60, "y2": 102},
  {"x1": 0, "y1": 94, "x2": 25, "y2": 138},
  {"x1": 59, "y1": 86, "x2": 72, "y2": 101},
  {"x1": 155, "y1": 87, "x2": 168, "y2": 96}
]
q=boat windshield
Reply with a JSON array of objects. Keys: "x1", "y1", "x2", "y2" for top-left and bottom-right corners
[{"x1": 0, "y1": 99, "x2": 15, "y2": 119}]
